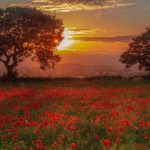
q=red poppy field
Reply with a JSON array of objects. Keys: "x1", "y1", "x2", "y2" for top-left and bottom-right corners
[{"x1": 0, "y1": 80, "x2": 150, "y2": 150}]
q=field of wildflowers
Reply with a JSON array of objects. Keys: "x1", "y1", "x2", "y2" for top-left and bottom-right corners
[{"x1": 0, "y1": 80, "x2": 150, "y2": 150}]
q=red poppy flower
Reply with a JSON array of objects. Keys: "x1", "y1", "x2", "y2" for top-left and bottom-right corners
[{"x1": 101, "y1": 139, "x2": 110, "y2": 148}]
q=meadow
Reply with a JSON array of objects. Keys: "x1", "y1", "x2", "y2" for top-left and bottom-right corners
[{"x1": 0, "y1": 78, "x2": 150, "y2": 150}]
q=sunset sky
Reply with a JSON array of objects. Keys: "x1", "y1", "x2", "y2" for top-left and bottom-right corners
[{"x1": 1, "y1": 0, "x2": 150, "y2": 76}]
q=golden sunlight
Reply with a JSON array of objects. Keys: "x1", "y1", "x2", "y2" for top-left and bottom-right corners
[{"x1": 57, "y1": 28, "x2": 75, "y2": 51}]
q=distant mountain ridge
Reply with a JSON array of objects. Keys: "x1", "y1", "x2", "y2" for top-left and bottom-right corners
[{"x1": 0, "y1": 63, "x2": 146, "y2": 77}]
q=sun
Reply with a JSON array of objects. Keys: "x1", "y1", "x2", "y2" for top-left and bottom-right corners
[{"x1": 57, "y1": 28, "x2": 74, "y2": 51}]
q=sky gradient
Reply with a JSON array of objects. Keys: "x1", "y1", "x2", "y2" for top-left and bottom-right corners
[{"x1": 0, "y1": 0, "x2": 150, "y2": 76}]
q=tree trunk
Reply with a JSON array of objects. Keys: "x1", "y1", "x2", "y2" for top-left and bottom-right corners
[
  {"x1": 5, "y1": 65, "x2": 16, "y2": 80},
  {"x1": 0, "y1": 52, "x2": 18, "y2": 80}
]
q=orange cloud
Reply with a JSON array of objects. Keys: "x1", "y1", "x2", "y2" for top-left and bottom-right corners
[
  {"x1": 8, "y1": 0, "x2": 136, "y2": 12},
  {"x1": 31, "y1": 0, "x2": 136, "y2": 12}
]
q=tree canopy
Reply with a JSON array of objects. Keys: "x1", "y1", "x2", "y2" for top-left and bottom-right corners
[
  {"x1": 0, "y1": 7, "x2": 64, "y2": 79},
  {"x1": 119, "y1": 27, "x2": 150, "y2": 71}
]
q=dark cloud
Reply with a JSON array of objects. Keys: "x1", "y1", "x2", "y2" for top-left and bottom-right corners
[
  {"x1": 72, "y1": 35, "x2": 134, "y2": 42},
  {"x1": 49, "y1": 0, "x2": 109, "y2": 5}
]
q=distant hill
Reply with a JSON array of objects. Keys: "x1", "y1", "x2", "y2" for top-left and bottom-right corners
[{"x1": 0, "y1": 62, "x2": 147, "y2": 77}]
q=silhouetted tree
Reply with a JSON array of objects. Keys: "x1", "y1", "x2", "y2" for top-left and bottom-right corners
[
  {"x1": 119, "y1": 27, "x2": 150, "y2": 72},
  {"x1": 0, "y1": 7, "x2": 63, "y2": 79}
]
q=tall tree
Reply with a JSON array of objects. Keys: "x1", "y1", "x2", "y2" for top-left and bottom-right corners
[
  {"x1": 119, "y1": 27, "x2": 150, "y2": 71},
  {"x1": 0, "y1": 7, "x2": 63, "y2": 79}
]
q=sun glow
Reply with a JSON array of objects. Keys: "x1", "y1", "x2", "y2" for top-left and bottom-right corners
[{"x1": 57, "y1": 28, "x2": 74, "y2": 51}]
